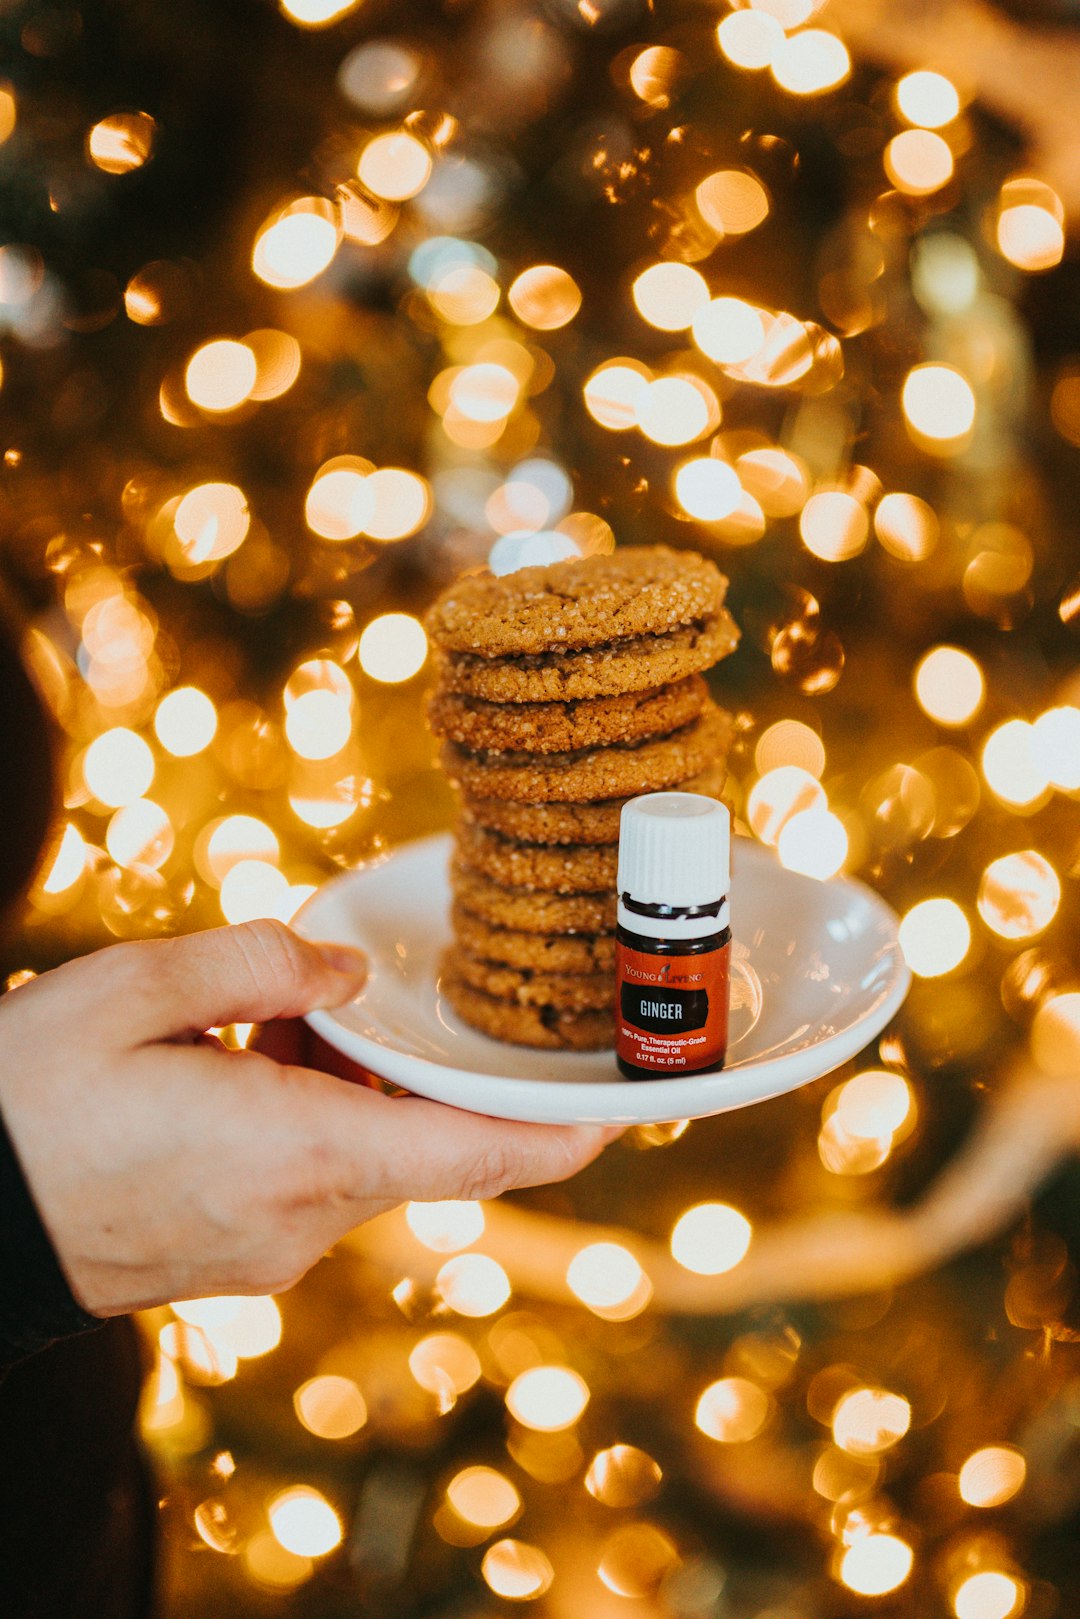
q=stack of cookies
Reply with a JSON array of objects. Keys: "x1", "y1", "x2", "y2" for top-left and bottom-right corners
[{"x1": 425, "y1": 545, "x2": 738, "y2": 1050}]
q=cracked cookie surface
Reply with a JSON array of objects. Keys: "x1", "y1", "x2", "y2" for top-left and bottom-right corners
[{"x1": 425, "y1": 545, "x2": 728, "y2": 657}]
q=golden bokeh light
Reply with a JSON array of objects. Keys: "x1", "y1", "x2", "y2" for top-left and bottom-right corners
[
  {"x1": 674, "y1": 457, "x2": 742, "y2": 521},
  {"x1": 87, "y1": 110, "x2": 156, "y2": 174},
  {"x1": 583, "y1": 361, "x2": 651, "y2": 430},
  {"x1": 565, "y1": 1242, "x2": 652, "y2": 1319},
  {"x1": 428, "y1": 264, "x2": 500, "y2": 325},
  {"x1": 363, "y1": 468, "x2": 432, "y2": 540},
  {"x1": 252, "y1": 201, "x2": 339, "y2": 289},
  {"x1": 508, "y1": 264, "x2": 581, "y2": 329},
  {"x1": 996, "y1": 179, "x2": 1065, "y2": 274},
  {"x1": 899, "y1": 897, "x2": 971, "y2": 976},
  {"x1": 40, "y1": 824, "x2": 87, "y2": 896},
  {"x1": 154, "y1": 686, "x2": 218, "y2": 756},
  {"x1": 895, "y1": 70, "x2": 961, "y2": 127},
  {"x1": 436, "y1": 1253, "x2": 511, "y2": 1317},
  {"x1": 717, "y1": 10, "x2": 784, "y2": 71},
  {"x1": 357, "y1": 131, "x2": 432, "y2": 201},
  {"x1": 284, "y1": 690, "x2": 353, "y2": 761},
  {"x1": 267, "y1": 1487, "x2": 343, "y2": 1558},
  {"x1": 185, "y1": 340, "x2": 257, "y2": 413},
  {"x1": 755, "y1": 719, "x2": 825, "y2": 779},
  {"x1": 632, "y1": 261, "x2": 709, "y2": 330},
  {"x1": 978, "y1": 850, "x2": 1061, "y2": 939},
  {"x1": 244, "y1": 1531, "x2": 312, "y2": 1590},
  {"x1": 202, "y1": 815, "x2": 279, "y2": 887},
  {"x1": 981, "y1": 720, "x2": 1050, "y2": 808},
  {"x1": 800, "y1": 491, "x2": 869, "y2": 561},
  {"x1": 832, "y1": 1387, "x2": 912, "y2": 1455},
  {"x1": 1032, "y1": 705, "x2": 1080, "y2": 790},
  {"x1": 173, "y1": 482, "x2": 250, "y2": 563},
  {"x1": 446, "y1": 1467, "x2": 521, "y2": 1530},
  {"x1": 737, "y1": 446, "x2": 808, "y2": 515},
  {"x1": 481, "y1": 1539, "x2": 553, "y2": 1601},
  {"x1": 358, "y1": 613, "x2": 428, "y2": 683},
  {"x1": 884, "y1": 129, "x2": 955, "y2": 196},
  {"x1": 506, "y1": 1365, "x2": 589, "y2": 1431},
  {"x1": 106, "y1": 799, "x2": 174, "y2": 870},
  {"x1": 0, "y1": 85, "x2": 14, "y2": 144},
  {"x1": 636, "y1": 375, "x2": 714, "y2": 446},
  {"x1": 839, "y1": 1534, "x2": 914, "y2": 1596},
  {"x1": 695, "y1": 169, "x2": 770, "y2": 236},
  {"x1": 874, "y1": 491, "x2": 940, "y2": 561},
  {"x1": 405, "y1": 1200, "x2": 485, "y2": 1253},
  {"x1": 597, "y1": 1522, "x2": 679, "y2": 1599},
  {"x1": 294, "y1": 1375, "x2": 368, "y2": 1440},
  {"x1": 84, "y1": 727, "x2": 155, "y2": 808},
  {"x1": 219, "y1": 859, "x2": 291, "y2": 924},
  {"x1": 279, "y1": 0, "x2": 361, "y2": 25},
  {"x1": 305, "y1": 461, "x2": 374, "y2": 541},
  {"x1": 1031, "y1": 992, "x2": 1080, "y2": 1077},
  {"x1": 770, "y1": 29, "x2": 850, "y2": 96},
  {"x1": 747, "y1": 765, "x2": 826, "y2": 846},
  {"x1": 958, "y1": 1445, "x2": 1027, "y2": 1509},
  {"x1": 776, "y1": 807, "x2": 848, "y2": 879},
  {"x1": 585, "y1": 1445, "x2": 663, "y2": 1508},
  {"x1": 245, "y1": 328, "x2": 303, "y2": 400},
  {"x1": 902, "y1": 363, "x2": 976, "y2": 448},
  {"x1": 670, "y1": 1203, "x2": 752, "y2": 1275},
  {"x1": 695, "y1": 1377, "x2": 770, "y2": 1443},
  {"x1": 954, "y1": 1572, "x2": 1024, "y2": 1619},
  {"x1": 914, "y1": 645, "x2": 985, "y2": 726},
  {"x1": 692, "y1": 297, "x2": 766, "y2": 365},
  {"x1": 449, "y1": 362, "x2": 520, "y2": 423},
  {"x1": 409, "y1": 1332, "x2": 482, "y2": 1396},
  {"x1": 832, "y1": 1069, "x2": 913, "y2": 1142}
]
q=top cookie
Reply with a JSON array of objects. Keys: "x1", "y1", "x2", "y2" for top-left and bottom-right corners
[{"x1": 425, "y1": 546, "x2": 728, "y2": 659}]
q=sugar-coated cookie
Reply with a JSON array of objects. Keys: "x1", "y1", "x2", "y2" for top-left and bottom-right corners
[
  {"x1": 460, "y1": 753, "x2": 730, "y2": 845},
  {"x1": 451, "y1": 904, "x2": 617, "y2": 973},
  {"x1": 453, "y1": 948, "x2": 613, "y2": 1012},
  {"x1": 441, "y1": 968, "x2": 614, "y2": 1050},
  {"x1": 443, "y1": 702, "x2": 730, "y2": 804},
  {"x1": 435, "y1": 611, "x2": 738, "y2": 703},
  {"x1": 456, "y1": 822, "x2": 618, "y2": 894},
  {"x1": 428, "y1": 675, "x2": 707, "y2": 755},
  {"x1": 452, "y1": 864, "x2": 617, "y2": 934},
  {"x1": 425, "y1": 545, "x2": 728, "y2": 658}
]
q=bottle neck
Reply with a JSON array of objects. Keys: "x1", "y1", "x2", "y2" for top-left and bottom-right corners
[{"x1": 616, "y1": 892, "x2": 730, "y2": 941}]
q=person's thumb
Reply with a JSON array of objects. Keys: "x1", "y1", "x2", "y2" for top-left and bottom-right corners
[{"x1": 78, "y1": 920, "x2": 366, "y2": 1046}]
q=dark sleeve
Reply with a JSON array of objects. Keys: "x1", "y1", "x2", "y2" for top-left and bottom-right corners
[{"x1": 0, "y1": 1104, "x2": 103, "y2": 1372}]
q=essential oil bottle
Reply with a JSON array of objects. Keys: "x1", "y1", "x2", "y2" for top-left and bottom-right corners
[{"x1": 614, "y1": 792, "x2": 731, "y2": 1081}]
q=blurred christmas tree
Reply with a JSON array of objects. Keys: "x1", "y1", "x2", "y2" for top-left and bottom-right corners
[{"x1": 3, "y1": 0, "x2": 1080, "y2": 1614}]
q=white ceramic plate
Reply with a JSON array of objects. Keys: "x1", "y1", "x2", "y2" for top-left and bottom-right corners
[{"x1": 298, "y1": 834, "x2": 909, "y2": 1126}]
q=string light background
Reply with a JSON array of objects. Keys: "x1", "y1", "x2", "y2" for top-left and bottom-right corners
[{"x1": 2, "y1": 0, "x2": 1080, "y2": 1613}]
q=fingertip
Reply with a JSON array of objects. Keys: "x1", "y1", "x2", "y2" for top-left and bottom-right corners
[{"x1": 309, "y1": 941, "x2": 368, "y2": 1004}]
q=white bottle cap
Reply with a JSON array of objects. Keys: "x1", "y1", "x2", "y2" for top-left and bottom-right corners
[{"x1": 617, "y1": 792, "x2": 731, "y2": 938}]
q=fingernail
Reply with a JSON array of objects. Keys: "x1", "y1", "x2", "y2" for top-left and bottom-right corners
[{"x1": 313, "y1": 941, "x2": 368, "y2": 979}]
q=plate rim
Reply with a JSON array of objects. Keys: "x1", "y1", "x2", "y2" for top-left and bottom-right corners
[{"x1": 298, "y1": 833, "x2": 911, "y2": 1124}]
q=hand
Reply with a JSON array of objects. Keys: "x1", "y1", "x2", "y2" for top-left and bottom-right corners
[{"x1": 0, "y1": 920, "x2": 613, "y2": 1317}]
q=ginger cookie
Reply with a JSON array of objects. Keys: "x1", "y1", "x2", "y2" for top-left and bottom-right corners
[
  {"x1": 425, "y1": 545, "x2": 728, "y2": 658},
  {"x1": 441, "y1": 970, "x2": 614, "y2": 1051},
  {"x1": 443, "y1": 701, "x2": 730, "y2": 804},
  {"x1": 456, "y1": 822, "x2": 618, "y2": 894},
  {"x1": 461, "y1": 752, "x2": 730, "y2": 846},
  {"x1": 435, "y1": 610, "x2": 739, "y2": 703},
  {"x1": 452, "y1": 864, "x2": 617, "y2": 934},
  {"x1": 452, "y1": 949, "x2": 613, "y2": 1013},
  {"x1": 451, "y1": 904, "x2": 617, "y2": 974},
  {"x1": 428, "y1": 674, "x2": 707, "y2": 755}
]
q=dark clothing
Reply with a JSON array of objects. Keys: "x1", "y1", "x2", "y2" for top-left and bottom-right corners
[{"x1": 1, "y1": 612, "x2": 156, "y2": 1617}]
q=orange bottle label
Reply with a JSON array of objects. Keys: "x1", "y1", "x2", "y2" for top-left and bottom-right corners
[{"x1": 615, "y1": 939, "x2": 730, "y2": 1074}]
